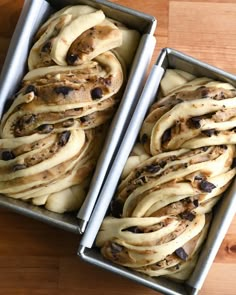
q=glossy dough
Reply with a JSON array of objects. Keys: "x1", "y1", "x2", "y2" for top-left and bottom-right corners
[
  {"x1": 96, "y1": 70, "x2": 236, "y2": 279},
  {"x1": 0, "y1": 4, "x2": 140, "y2": 213}
]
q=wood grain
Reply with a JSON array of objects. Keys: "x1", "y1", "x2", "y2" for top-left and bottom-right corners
[
  {"x1": 0, "y1": 1, "x2": 236, "y2": 295},
  {"x1": 169, "y1": 1, "x2": 236, "y2": 74}
]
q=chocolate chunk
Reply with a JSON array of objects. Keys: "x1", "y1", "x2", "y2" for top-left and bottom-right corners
[
  {"x1": 201, "y1": 146, "x2": 209, "y2": 152},
  {"x1": 73, "y1": 107, "x2": 82, "y2": 112},
  {"x1": 135, "y1": 171, "x2": 141, "y2": 178},
  {"x1": 140, "y1": 176, "x2": 148, "y2": 183},
  {"x1": 124, "y1": 226, "x2": 143, "y2": 233},
  {"x1": 80, "y1": 116, "x2": 89, "y2": 123},
  {"x1": 41, "y1": 41, "x2": 51, "y2": 53},
  {"x1": 146, "y1": 164, "x2": 161, "y2": 173},
  {"x1": 13, "y1": 164, "x2": 26, "y2": 172},
  {"x1": 104, "y1": 77, "x2": 112, "y2": 86},
  {"x1": 220, "y1": 91, "x2": 225, "y2": 99},
  {"x1": 231, "y1": 158, "x2": 236, "y2": 168},
  {"x1": 110, "y1": 199, "x2": 123, "y2": 218},
  {"x1": 54, "y1": 86, "x2": 73, "y2": 96},
  {"x1": 199, "y1": 180, "x2": 216, "y2": 192},
  {"x1": 170, "y1": 155, "x2": 177, "y2": 161},
  {"x1": 66, "y1": 54, "x2": 78, "y2": 65},
  {"x1": 141, "y1": 133, "x2": 148, "y2": 144},
  {"x1": 197, "y1": 86, "x2": 206, "y2": 90},
  {"x1": 202, "y1": 129, "x2": 217, "y2": 137},
  {"x1": 201, "y1": 88, "x2": 209, "y2": 98},
  {"x1": 111, "y1": 242, "x2": 123, "y2": 255},
  {"x1": 91, "y1": 87, "x2": 103, "y2": 100},
  {"x1": 186, "y1": 197, "x2": 192, "y2": 204},
  {"x1": 38, "y1": 124, "x2": 54, "y2": 134},
  {"x1": 2, "y1": 150, "x2": 15, "y2": 161},
  {"x1": 188, "y1": 117, "x2": 201, "y2": 129},
  {"x1": 220, "y1": 144, "x2": 227, "y2": 150},
  {"x1": 24, "y1": 85, "x2": 37, "y2": 95},
  {"x1": 180, "y1": 211, "x2": 196, "y2": 221},
  {"x1": 175, "y1": 247, "x2": 188, "y2": 261},
  {"x1": 58, "y1": 131, "x2": 71, "y2": 146},
  {"x1": 194, "y1": 175, "x2": 203, "y2": 181},
  {"x1": 193, "y1": 199, "x2": 199, "y2": 207},
  {"x1": 161, "y1": 128, "x2": 171, "y2": 144},
  {"x1": 159, "y1": 160, "x2": 167, "y2": 168}
]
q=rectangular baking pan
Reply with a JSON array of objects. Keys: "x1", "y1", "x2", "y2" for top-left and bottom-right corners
[
  {"x1": 0, "y1": 0, "x2": 156, "y2": 233},
  {"x1": 79, "y1": 48, "x2": 236, "y2": 294}
]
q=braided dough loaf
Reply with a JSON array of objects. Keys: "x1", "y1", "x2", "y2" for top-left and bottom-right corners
[
  {"x1": 0, "y1": 4, "x2": 140, "y2": 213},
  {"x1": 96, "y1": 70, "x2": 236, "y2": 279}
]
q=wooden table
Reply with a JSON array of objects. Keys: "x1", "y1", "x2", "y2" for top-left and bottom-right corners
[{"x1": 0, "y1": 0, "x2": 236, "y2": 294}]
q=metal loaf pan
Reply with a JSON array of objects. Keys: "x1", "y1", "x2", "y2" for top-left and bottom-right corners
[
  {"x1": 0, "y1": 0, "x2": 156, "y2": 233},
  {"x1": 79, "y1": 48, "x2": 236, "y2": 295}
]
